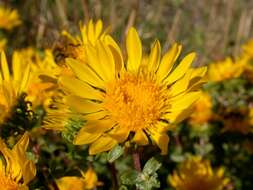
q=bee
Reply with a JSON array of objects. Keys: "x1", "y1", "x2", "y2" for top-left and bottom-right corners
[{"x1": 52, "y1": 36, "x2": 82, "y2": 64}]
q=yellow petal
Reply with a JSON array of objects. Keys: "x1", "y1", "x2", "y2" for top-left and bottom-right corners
[
  {"x1": 12, "y1": 52, "x2": 21, "y2": 81},
  {"x1": 126, "y1": 27, "x2": 142, "y2": 72},
  {"x1": 57, "y1": 176, "x2": 84, "y2": 190},
  {"x1": 89, "y1": 136, "x2": 117, "y2": 155},
  {"x1": 0, "y1": 51, "x2": 10, "y2": 81},
  {"x1": 80, "y1": 119, "x2": 115, "y2": 134},
  {"x1": 164, "y1": 52, "x2": 196, "y2": 85},
  {"x1": 74, "y1": 129, "x2": 101, "y2": 145},
  {"x1": 87, "y1": 20, "x2": 95, "y2": 45},
  {"x1": 66, "y1": 95, "x2": 102, "y2": 114},
  {"x1": 82, "y1": 167, "x2": 99, "y2": 189},
  {"x1": 66, "y1": 58, "x2": 105, "y2": 89},
  {"x1": 149, "y1": 130, "x2": 169, "y2": 155},
  {"x1": 169, "y1": 91, "x2": 201, "y2": 111},
  {"x1": 148, "y1": 40, "x2": 161, "y2": 72},
  {"x1": 19, "y1": 63, "x2": 30, "y2": 94},
  {"x1": 108, "y1": 125, "x2": 130, "y2": 143},
  {"x1": 163, "y1": 106, "x2": 194, "y2": 123},
  {"x1": 133, "y1": 130, "x2": 149, "y2": 145},
  {"x1": 97, "y1": 42, "x2": 115, "y2": 81},
  {"x1": 59, "y1": 76, "x2": 103, "y2": 100},
  {"x1": 22, "y1": 160, "x2": 36, "y2": 184},
  {"x1": 84, "y1": 111, "x2": 108, "y2": 121},
  {"x1": 168, "y1": 71, "x2": 191, "y2": 97},
  {"x1": 104, "y1": 35, "x2": 123, "y2": 72},
  {"x1": 156, "y1": 43, "x2": 181, "y2": 82},
  {"x1": 14, "y1": 132, "x2": 30, "y2": 151},
  {"x1": 95, "y1": 20, "x2": 103, "y2": 39}
]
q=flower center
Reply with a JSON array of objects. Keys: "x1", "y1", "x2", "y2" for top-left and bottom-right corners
[
  {"x1": 103, "y1": 73, "x2": 165, "y2": 131},
  {"x1": 0, "y1": 173, "x2": 18, "y2": 190}
]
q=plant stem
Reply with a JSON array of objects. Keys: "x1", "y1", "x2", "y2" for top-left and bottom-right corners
[
  {"x1": 132, "y1": 150, "x2": 141, "y2": 172},
  {"x1": 109, "y1": 162, "x2": 119, "y2": 190}
]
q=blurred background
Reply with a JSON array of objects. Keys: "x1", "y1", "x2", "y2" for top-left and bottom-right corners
[{"x1": 1, "y1": 0, "x2": 253, "y2": 64}]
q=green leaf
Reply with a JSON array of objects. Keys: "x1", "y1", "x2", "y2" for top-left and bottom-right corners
[
  {"x1": 143, "y1": 157, "x2": 161, "y2": 175},
  {"x1": 120, "y1": 170, "x2": 139, "y2": 185},
  {"x1": 136, "y1": 173, "x2": 160, "y2": 190},
  {"x1": 107, "y1": 145, "x2": 124, "y2": 163}
]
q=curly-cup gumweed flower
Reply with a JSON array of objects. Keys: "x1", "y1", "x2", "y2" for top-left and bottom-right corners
[
  {"x1": 168, "y1": 156, "x2": 230, "y2": 190},
  {"x1": 58, "y1": 27, "x2": 207, "y2": 155},
  {"x1": 0, "y1": 51, "x2": 30, "y2": 124}
]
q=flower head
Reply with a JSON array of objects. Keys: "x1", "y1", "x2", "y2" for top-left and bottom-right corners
[
  {"x1": 0, "y1": 6, "x2": 21, "y2": 30},
  {"x1": 0, "y1": 132, "x2": 36, "y2": 189},
  {"x1": 168, "y1": 156, "x2": 230, "y2": 190},
  {"x1": 208, "y1": 57, "x2": 246, "y2": 82},
  {"x1": 59, "y1": 27, "x2": 206, "y2": 155},
  {"x1": 0, "y1": 51, "x2": 30, "y2": 124}
]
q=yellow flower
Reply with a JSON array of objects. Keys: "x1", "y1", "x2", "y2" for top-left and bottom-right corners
[
  {"x1": 59, "y1": 20, "x2": 108, "y2": 62},
  {"x1": 59, "y1": 27, "x2": 207, "y2": 155},
  {"x1": 0, "y1": 6, "x2": 21, "y2": 30},
  {"x1": 168, "y1": 156, "x2": 230, "y2": 190},
  {"x1": 12, "y1": 48, "x2": 69, "y2": 109},
  {"x1": 189, "y1": 91, "x2": 212, "y2": 125},
  {"x1": 56, "y1": 167, "x2": 102, "y2": 190},
  {"x1": 0, "y1": 51, "x2": 30, "y2": 123},
  {"x1": 0, "y1": 132, "x2": 36, "y2": 189},
  {"x1": 208, "y1": 57, "x2": 245, "y2": 82}
]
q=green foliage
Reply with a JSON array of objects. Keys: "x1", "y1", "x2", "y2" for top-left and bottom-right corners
[{"x1": 121, "y1": 158, "x2": 161, "y2": 190}]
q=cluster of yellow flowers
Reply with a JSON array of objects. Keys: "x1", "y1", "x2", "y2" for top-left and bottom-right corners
[{"x1": 189, "y1": 39, "x2": 253, "y2": 134}]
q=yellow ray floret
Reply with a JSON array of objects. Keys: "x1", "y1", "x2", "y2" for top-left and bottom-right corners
[
  {"x1": 0, "y1": 132, "x2": 36, "y2": 189},
  {"x1": 0, "y1": 6, "x2": 21, "y2": 30},
  {"x1": 168, "y1": 156, "x2": 230, "y2": 190},
  {"x1": 59, "y1": 27, "x2": 207, "y2": 155}
]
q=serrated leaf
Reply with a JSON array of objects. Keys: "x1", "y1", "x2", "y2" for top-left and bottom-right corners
[
  {"x1": 143, "y1": 158, "x2": 161, "y2": 175},
  {"x1": 136, "y1": 173, "x2": 160, "y2": 190},
  {"x1": 120, "y1": 170, "x2": 139, "y2": 185},
  {"x1": 107, "y1": 145, "x2": 124, "y2": 163}
]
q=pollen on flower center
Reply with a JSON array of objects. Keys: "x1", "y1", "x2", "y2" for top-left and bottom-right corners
[{"x1": 103, "y1": 73, "x2": 165, "y2": 131}]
